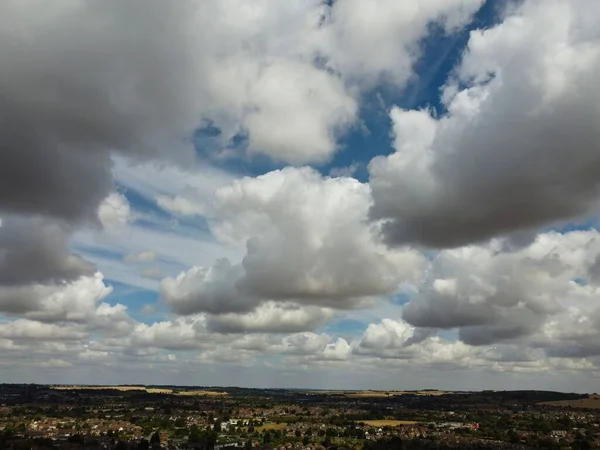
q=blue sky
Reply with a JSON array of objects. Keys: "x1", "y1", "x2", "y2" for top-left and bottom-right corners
[
  {"x1": 3, "y1": 0, "x2": 600, "y2": 390},
  {"x1": 81, "y1": 0, "x2": 503, "y2": 330}
]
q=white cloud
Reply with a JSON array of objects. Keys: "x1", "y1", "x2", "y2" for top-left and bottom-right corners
[
  {"x1": 207, "y1": 302, "x2": 335, "y2": 334},
  {"x1": 0, "y1": 319, "x2": 86, "y2": 341},
  {"x1": 369, "y1": 0, "x2": 600, "y2": 248},
  {"x1": 213, "y1": 167, "x2": 426, "y2": 303},
  {"x1": 161, "y1": 167, "x2": 427, "y2": 315},
  {"x1": 322, "y1": 0, "x2": 482, "y2": 86},
  {"x1": 161, "y1": 259, "x2": 250, "y2": 315},
  {"x1": 0, "y1": 272, "x2": 113, "y2": 322},
  {"x1": 403, "y1": 230, "x2": 600, "y2": 352},
  {"x1": 98, "y1": 192, "x2": 131, "y2": 232}
]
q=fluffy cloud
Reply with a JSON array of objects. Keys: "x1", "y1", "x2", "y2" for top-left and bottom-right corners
[
  {"x1": 0, "y1": 0, "x2": 206, "y2": 221},
  {"x1": 161, "y1": 259, "x2": 250, "y2": 315},
  {"x1": 0, "y1": 216, "x2": 94, "y2": 286},
  {"x1": 0, "y1": 272, "x2": 113, "y2": 322},
  {"x1": 98, "y1": 192, "x2": 131, "y2": 231},
  {"x1": 403, "y1": 230, "x2": 600, "y2": 351},
  {"x1": 214, "y1": 168, "x2": 426, "y2": 302},
  {"x1": 322, "y1": 0, "x2": 482, "y2": 86},
  {"x1": 0, "y1": 320, "x2": 86, "y2": 341},
  {"x1": 370, "y1": 0, "x2": 600, "y2": 248},
  {"x1": 207, "y1": 302, "x2": 335, "y2": 334},
  {"x1": 161, "y1": 167, "x2": 426, "y2": 315},
  {"x1": 0, "y1": 0, "x2": 474, "y2": 299}
]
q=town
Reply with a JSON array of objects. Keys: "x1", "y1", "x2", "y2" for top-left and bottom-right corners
[{"x1": 0, "y1": 385, "x2": 598, "y2": 449}]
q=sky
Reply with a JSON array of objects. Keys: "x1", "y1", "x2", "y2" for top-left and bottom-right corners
[{"x1": 1, "y1": 0, "x2": 600, "y2": 392}]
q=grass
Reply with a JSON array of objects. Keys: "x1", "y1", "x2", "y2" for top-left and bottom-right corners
[
  {"x1": 52, "y1": 385, "x2": 161, "y2": 392},
  {"x1": 343, "y1": 390, "x2": 447, "y2": 398},
  {"x1": 255, "y1": 423, "x2": 287, "y2": 431},
  {"x1": 50, "y1": 386, "x2": 229, "y2": 396},
  {"x1": 539, "y1": 395, "x2": 600, "y2": 409},
  {"x1": 361, "y1": 420, "x2": 420, "y2": 427},
  {"x1": 176, "y1": 390, "x2": 228, "y2": 397}
]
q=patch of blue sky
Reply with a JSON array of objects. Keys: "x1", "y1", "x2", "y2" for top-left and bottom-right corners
[
  {"x1": 191, "y1": 1, "x2": 503, "y2": 182},
  {"x1": 71, "y1": 244, "x2": 126, "y2": 262},
  {"x1": 324, "y1": 0, "x2": 502, "y2": 180},
  {"x1": 193, "y1": 125, "x2": 287, "y2": 178},
  {"x1": 438, "y1": 329, "x2": 459, "y2": 342},
  {"x1": 103, "y1": 279, "x2": 162, "y2": 321},
  {"x1": 551, "y1": 217, "x2": 599, "y2": 234},
  {"x1": 322, "y1": 318, "x2": 366, "y2": 337},
  {"x1": 118, "y1": 184, "x2": 172, "y2": 221}
]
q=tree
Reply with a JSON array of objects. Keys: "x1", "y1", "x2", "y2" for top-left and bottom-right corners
[
  {"x1": 295, "y1": 430, "x2": 302, "y2": 438},
  {"x1": 264, "y1": 431, "x2": 272, "y2": 444},
  {"x1": 150, "y1": 431, "x2": 160, "y2": 445},
  {"x1": 303, "y1": 436, "x2": 310, "y2": 446},
  {"x1": 214, "y1": 419, "x2": 222, "y2": 433}
]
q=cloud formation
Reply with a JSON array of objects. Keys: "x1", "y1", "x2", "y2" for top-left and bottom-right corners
[
  {"x1": 370, "y1": 0, "x2": 600, "y2": 248},
  {"x1": 4, "y1": 0, "x2": 600, "y2": 390},
  {"x1": 161, "y1": 167, "x2": 426, "y2": 315}
]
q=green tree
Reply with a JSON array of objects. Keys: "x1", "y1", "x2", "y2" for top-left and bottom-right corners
[
  {"x1": 150, "y1": 431, "x2": 160, "y2": 445},
  {"x1": 264, "y1": 431, "x2": 272, "y2": 444},
  {"x1": 303, "y1": 436, "x2": 310, "y2": 446},
  {"x1": 214, "y1": 419, "x2": 222, "y2": 433}
]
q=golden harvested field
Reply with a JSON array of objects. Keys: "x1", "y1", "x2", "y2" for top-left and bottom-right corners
[
  {"x1": 255, "y1": 423, "x2": 287, "y2": 431},
  {"x1": 146, "y1": 388, "x2": 174, "y2": 394},
  {"x1": 343, "y1": 390, "x2": 447, "y2": 398},
  {"x1": 176, "y1": 390, "x2": 228, "y2": 397},
  {"x1": 53, "y1": 385, "x2": 153, "y2": 392},
  {"x1": 539, "y1": 395, "x2": 600, "y2": 409},
  {"x1": 51, "y1": 386, "x2": 230, "y2": 396},
  {"x1": 361, "y1": 420, "x2": 420, "y2": 427}
]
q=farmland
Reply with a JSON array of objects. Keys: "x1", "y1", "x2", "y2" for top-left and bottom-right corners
[
  {"x1": 361, "y1": 420, "x2": 420, "y2": 427},
  {"x1": 341, "y1": 390, "x2": 447, "y2": 398},
  {"x1": 539, "y1": 394, "x2": 600, "y2": 409}
]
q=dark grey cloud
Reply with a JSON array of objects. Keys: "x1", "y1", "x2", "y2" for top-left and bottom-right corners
[
  {"x1": 0, "y1": 216, "x2": 94, "y2": 286},
  {"x1": 369, "y1": 0, "x2": 600, "y2": 249},
  {"x1": 0, "y1": 0, "x2": 203, "y2": 221}
]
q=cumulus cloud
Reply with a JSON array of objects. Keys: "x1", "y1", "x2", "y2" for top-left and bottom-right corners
[
  {"x1": 0, "y1": 319, "x2": 87, "y2": 341},
  {"x1": 207, "y1": 302, "x2": 335, "y2": 334},
  {"x1": 161, "y1": 167, "x2": 426, "y2": 315},
  {"x1": 98, "y1": 192, "x2": 131, "y2": 231},
  {"x1": 322, "y1": 0, "x2": 482, "y2": 86},
  {"x1": 403, "y1": 230, "x2": 600, "y2": 350},
  {"x1": 214, "y1": 168, "x2": 426, "y2": 302},
  {"x1": 0, "y1": 272, "x2": 113, "y2": 322},
  {"x1": 161, "y1": 259, "x2": 250, "y2": 315},
  {"x1": 0, "y1": 216, "x2": 94, "y2": 286},
  {"x1": 370, "y1": 0, "x2": 600, "y2": 248},
  {"x1": 0, "y1": 0, "x2": 206, "y2": 221}
]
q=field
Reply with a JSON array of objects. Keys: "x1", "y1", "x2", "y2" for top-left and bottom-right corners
[
  {"x1": 176, "y1": 390, "x2": 227, "y2": 396},
  {"x1": 52, "y1": 385, "x2": 169, "y2": 393},
  {"x1": 361, "y1": 420, "x2": 420, "y2": 426},
  {"x1": 342, "y1": 390, "x2": 447, "y2": 398},
  {"x1": 255, "y1": 423, "x2": 287, "y2": 431},
  {"x1": 539, "y1": 395, "x2": 600, "y2": 409},
  {"x1": 50, "y1": 386, "x2": 227, "y2": 396}
]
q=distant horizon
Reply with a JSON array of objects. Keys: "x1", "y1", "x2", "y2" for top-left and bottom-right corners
[
  {"x1": 2, "y1": 0, "x2": 600, "y2": 393},
  {"x1": 4, "y1": 383, "x2": 591, "y2": 395}
]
